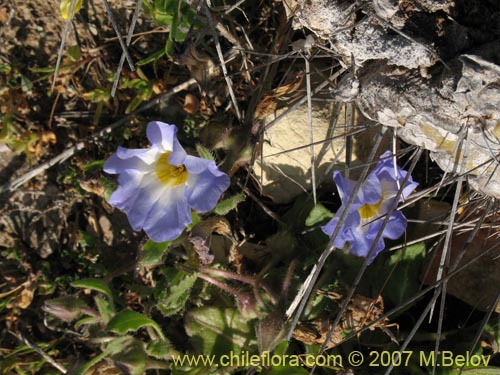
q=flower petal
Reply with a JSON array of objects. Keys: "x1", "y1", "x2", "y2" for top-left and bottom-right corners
[
  {"x1": 108, "y1": 171, "x2": 146, "y2": 212},
  {"x1": 103, "y1": 146, "x2": 158, "y2": 174},
  {"x1": 360, "y1": 172, "x2": 382, "y2": 204},
  {"x1": 333, "y1": 171, "x2": 356, "y2": 203},
  {"x1": 168, "y1": 138, "x2": 187, "y2": 166},
  {"x1": 351, "y1": 224, "x2": 385, "y2": 261},
  {"x1": 381, "y1": 211, "x2": 407, "y2": 239},
  {"x1": 142, "y1": 185, "x2": 192, "y2": 242},
  {"x1": 120, "y1": 172, "x2": 169, "y2": 231},
  {"x1": 146, "y1": 121, "x2": 188, "y2": 163},
  {"x1": 184, "y1": 156, "x2": 230, "y2": 212},
  {"x1": 321, "y1": 210, "x2": 359, "y2": 247},
  {"x1": 146, "y1": 121, "x2": 176, "y2": 152}
]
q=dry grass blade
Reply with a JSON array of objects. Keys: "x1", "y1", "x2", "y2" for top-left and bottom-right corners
[
  {"x1": 111, "y1": 0, "x2": 142, "y2": 97},
  {"x1": 263, "y1": 127, "x2": 366, "y2": 159},
  {"x1": 303, "y1": 54, "x2": 317, "y2": 204},
  {"x1": 9, "y1": 330, "x2": 67, "y2": 373},
  {"x1": 430, "y1": 143, "x2": 470, "y2": 375},
  {"x1": 344, "y1": 103, "x2": 354, "y2": 179},
  {"x1": 319, "y1": 236, "x2": 500, "y2": 375},
  {"x1": 202, "y1": 0, "x2": 242, "y2": 122},
  {"x1": 101, "y1": 0, "x2": 135, "y2": 71},
  {"x1": 51, "y1": 0, "x2": 78, "y2": 92}
]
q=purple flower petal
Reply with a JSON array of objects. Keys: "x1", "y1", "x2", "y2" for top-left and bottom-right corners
[
  {"x1": 332, "y1": 171, "x2": 356, "y2": 202},
  {"x1": 103, "y1": 146, "x2": 158, "y2": 174},
  {"x1": 360, "y1": 173, "x2": 382, "y2": 204},
  {"x1": 146, "y1": 121, "x2": 187, "y2": 164},
  {"x1": 142, "y1": 185, "x2": 192, "y2": 241},
  {"x1": 350, "y1": 227, "x2": 384, "y2": 258},
  {"x1": 108, "y1": 171, "x2": 145, "y2": 211},
  {"x1": 184, "y1": 156, "x2": 231, "y2": 212},
  {"x1": 146, "y1": 121, "x2": 175, "y2": 150},
  {"x1": 381, "y1": 211, "x2": 407, "y2": 240},
  {"x1": 122, "y1": 173, "x2": 169, "y2": 231}
]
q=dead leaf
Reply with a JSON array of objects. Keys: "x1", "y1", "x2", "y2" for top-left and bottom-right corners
[
  {"x1": 27, "y1": 130, "x2": 57, "y2": 160},
  {"x1": 183, "y1": 93, "x2": 200, "y2": 114},
  {"x1": 80, "y1": 179, "x2": 105, "y2": 197},
  {"x1": 0, "y1": 7, "x2": 9, "y2": 23},
  {"x1": 255, "y1": 71, "x2": 304, "y2": 120},
  {"x1": 99, "y1": 215, "x2": 113, "y2": 246},
  {"x1": 293, "y1": 292, "x2": 395, "y2": 349},
  {"x1": 18, "y1": 283, "x2": 36, "y2": 309}
]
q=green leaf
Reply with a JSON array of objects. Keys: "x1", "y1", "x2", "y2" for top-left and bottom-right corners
[
  {"x1": 151, "y1": 0, "x2": 178, "y2": 26},
  {"x1": 108, "y1": 338, "x2": 148, "y2": 375},
  {"x1": 94, "y1": 295, "x2": 114, "y2": 323},
  {"x1": 71, "y1": 279, "x2": 114, "y2": 303},
  {"x1": 100, "y1": 177, "x2": 117, "y2": 201},
  {"x1": 213, "y1": 193, "x2": 245, "y2": 215},
  {"x1": 0, "y1": 114, "x2": 19, "y2": 142},
  {"x1": 165, "y1": 36, "x2": 175, "y2": 57},
  {"x1": 30, "y1": 66, "x2": 58, "y2": 73},
  {"x1": 140, "y1": 239, "x2": 172, "y2": 267},
  {"x1": 20, "y1": 75, "x2": 33, "y2": 92},
  {"x1": 267, "y1": 231, "x2": 298, "y2": 260},
  {"x1": 461, "y1": 369, "x2": 500, "y2": 375},
  {"x1": 77, "y1": 230, "x2": 96, "y2": 248},
  {"x1": 305, "y1": 203, "x2": 334, "y2": 227},
  {"x1": 136, "y1": 49, "x2": 167, "y2": 66},
  {"x1": 104, "y1": 336, "x2": 136, "y2": 355},
  {"x1": 0, "y1": 64, "x2": 11, "y2": 74},
  {"x1": 107, "y1": 310, "x2": 165, "y2": 340},
  {"x1": 184, "y1": 307, "x2": 256, "y2": 357},
  {"x1": 75, "y1": 316, "x2": 102, "y2": 329},
  {"x1": 485, "y1": 315, "x2": 500, "y2": 352},
  {"x1": 264, "y1": 366, "x2": 309, "y2": 375},
  {"x1": 383, "y1": 242, "x2": 426, "y2": 306},
  {"x1": 83, "y1": 87, "x2": 111, "y2": 103},
  {"x1": 145, "y1": 339, "x2": 176, "y2": 360},
  {"x1": 83, "y1": 159, "x2": 104, "y2": 172},
  {"x1": 69, "y1": 352, "x2": 108, "y2": 375},
  {"x1": 157, "y1": 270, "x2": 197, "y2": 316},
  {"x1": 196, "y1": 144, "x2": 215, "y2": 161},
  {"x1": 67, "y1": 45, "x2": 81, "y2": 62}
]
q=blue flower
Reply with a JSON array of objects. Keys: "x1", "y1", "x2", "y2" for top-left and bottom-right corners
[
  {"x1": 322, "y1": 151, "x2": 418, "y2": 263},
  {"x1": 104, "y1": 121, "x2": 230, "y2": 242}
]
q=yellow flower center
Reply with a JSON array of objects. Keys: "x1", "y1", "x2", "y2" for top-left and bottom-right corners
[
  {"x1": 358, "y1": 196, "x2": 383, "y2": 220},
  {"x1": 155, "y1": 152, "x2": 188, "y2": 186}
]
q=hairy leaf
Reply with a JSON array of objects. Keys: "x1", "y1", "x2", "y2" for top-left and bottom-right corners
[
  {"x1": 157, "y1": 270, "x2": 197, "y2": 316},
  {"x1": 184, "y1": 307, "x2": 255, "y2": 356},
  {"x1": 107, "y1": 310, "x2": 164, "y2": 339}
]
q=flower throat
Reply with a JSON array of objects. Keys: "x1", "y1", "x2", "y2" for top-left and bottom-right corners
[{"x1": 155, "y1": 152, "x2": 188, "y2": 186}]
